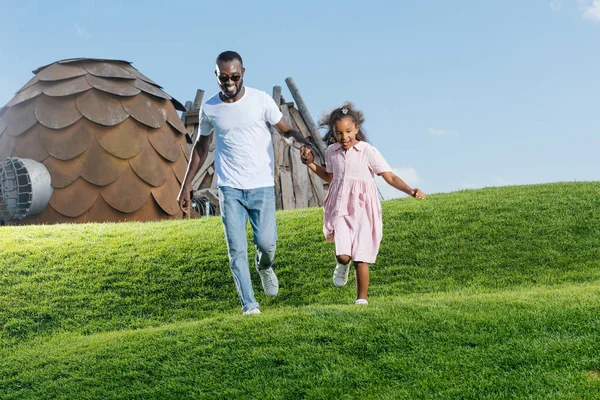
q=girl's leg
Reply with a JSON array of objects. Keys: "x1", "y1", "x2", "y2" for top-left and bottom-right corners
[
  {"x1": 333, "y1": 254, "x2": 351, "y2": 287},
  {"x1": 336, "y1": 255, "x2": 351, "y2": 264},
  {"x1": 354, "y1": 261, "x2": 369, "y2": 300}
]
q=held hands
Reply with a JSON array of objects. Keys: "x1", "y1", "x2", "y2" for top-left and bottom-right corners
[
  {"x1": 300, "y1": 145, "x2": 314, "y2": 165},
  {"x1": 411, "y1": 188, "x2": 426, "y2": 200}
]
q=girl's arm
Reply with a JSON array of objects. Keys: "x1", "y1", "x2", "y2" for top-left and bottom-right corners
[
  {"x1": 379, "y1": 171, "x2": 425, "y2": 199},
  {"x1": 306, "y1": 162, "x2": 333, "y2": 183},
  {"x1": 301, "y1": 146, "x2": 333, "y2": 183}
]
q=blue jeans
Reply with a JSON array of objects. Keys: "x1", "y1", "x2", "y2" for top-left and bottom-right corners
[{"x1": 219, "y1": 186, "x2": 277, "y2": 312}]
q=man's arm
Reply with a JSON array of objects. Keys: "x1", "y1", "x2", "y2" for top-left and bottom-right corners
[
  {"x1": 177, "y1": 133, "x2": 213, "y2": 215},
  {"x1": 274, "y1": 119, "x2": 312, "y2": 149}
]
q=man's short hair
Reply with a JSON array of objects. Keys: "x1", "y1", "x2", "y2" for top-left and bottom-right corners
[{"x1": 216, "y1": 51, "x2": 243, "y2": 66}]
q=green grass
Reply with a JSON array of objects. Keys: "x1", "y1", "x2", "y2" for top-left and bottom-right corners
[{"x1": 1, "y1": 182, "x2": 600, "y2": 399}]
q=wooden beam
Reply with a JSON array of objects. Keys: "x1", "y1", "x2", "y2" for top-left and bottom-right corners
[
  {"x1": 193, "y1": 89, "x2": 205, "y2": 110},
  {"x1": 289, "y1": 107, "x2": 324, "y2": 162},
  {"x1": 279, "y1": 169, "x2": 295, "y2": 210},
  {"x1": 290, "y1": 138, "x2": 309, "y2": 209},
  {"x1": 272, "y1": 86, "x2": 282, "y2": 106},
  {"x1": 285, "y1": 77, "x2": 327, "y2": 163}
]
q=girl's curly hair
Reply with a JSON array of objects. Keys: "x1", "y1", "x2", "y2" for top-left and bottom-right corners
[{"x1": 318, "y1": 102, "x2": 368, "y2": 146}]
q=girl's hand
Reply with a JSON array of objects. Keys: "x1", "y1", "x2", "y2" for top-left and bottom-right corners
[
  {"x1": 300, "y1": 146, "x2": 314, "y2": 165},
  {"x1": 411, "y1": 188, "x2": 426, "y2": 200}
]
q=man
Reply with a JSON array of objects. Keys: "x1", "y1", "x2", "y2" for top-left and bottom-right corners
[{"x1": 178, "y1": 51, "x2": 311, "y2": 315}]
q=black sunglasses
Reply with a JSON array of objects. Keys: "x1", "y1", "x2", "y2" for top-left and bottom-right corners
[{"x1": 218, "y1": 74, "x2": 242, "y2": 83}]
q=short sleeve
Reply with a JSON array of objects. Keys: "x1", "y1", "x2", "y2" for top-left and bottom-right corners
[
  {"x1": 368, "y1": 146, "x2": 391, "y2": 175},
  {"x1": 325, "y1": 146, "x2": 334, "y2": 174},
  {"x1": 199, "y1": 107, "x2": 213, "y2": 137},
  {"x1": 263, "y1": 92, "x2": 283, "y2": 125}
]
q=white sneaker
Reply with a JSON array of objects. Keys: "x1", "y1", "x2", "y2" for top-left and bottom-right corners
[
  {"x1": 257, "y1": 267, "x2": 279, "y2": 297},
  {"x1": 243, "y1": 308, "x2": 261, "y2": 315},
  {"x1": 333, "y1": 262, "x2": 350, "y2": 287},
  {"x1": 355, "y1": 299, "x2": 368, "y2": 305}
]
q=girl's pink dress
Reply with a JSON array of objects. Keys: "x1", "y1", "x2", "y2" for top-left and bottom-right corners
[{"x1": 323, "y1": 141, "x2": 391, "y2": 263}]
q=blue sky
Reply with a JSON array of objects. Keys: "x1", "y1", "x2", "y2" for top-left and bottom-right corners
[{"x1": 1, "y1": 0, "x2": 598, "y2": 199}]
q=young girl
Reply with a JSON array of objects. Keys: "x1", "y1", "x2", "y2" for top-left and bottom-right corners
[{"x1": 301, "y1": 102, "x2": 425, "y2": 304}]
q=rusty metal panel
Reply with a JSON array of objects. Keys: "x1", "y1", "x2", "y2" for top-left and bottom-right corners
[
  {"x1": 167, "y1": 119, "x2": 186, "y2": 136},
  {"x1": 5, "y1": 58, "x2": 188, "y2": 224},
  {"x1": 120, "y1": 64, "x2": 160, "y2": 87},
  {"x1": 148, "y1": 123, "x2": 181, "y2": 162},
  {"x1": 49, "y1": 177, "x2": 99, "y2": 217},
  {"x1": 35, "y1": 95, "x2": 82, "y2": 130},
  {"x1": 20, "y1": 204, "x2": 88, "y2": 225},
  {"x1": 180, "y1": 141, "x2": 190, "y2": 161},
  {"x1": 100, "y1": 167, "x2": 152, "y2": 213},
  {"x1": 42, "y1": 151, "x2": 87, "y2": 188},
  {"x1": 42, "y1": 76, "x2": 91, "y2": 97},
  {"x1": 80, "y1": 139, "x2": 127, "y2": 186},
  {"x1": 76, "y1": 89, "x2": 128, "y2": 126},
  {"x1": 12, "y1": 125, "x2": 50, "y2": 162},
  {"x1": 171, "y1": 150, "x2": 188, "y2": 184},
  {"x1": 165, "y1": 105, "x2": 186, "y2": 135},
  {"x1": 0, "y1": 117, "x2": 6, "y2": 137},
  {"x1": 6, "y1": 84, "x2": 43, "y2": 107},
  {"x1": 130, "y1": 196, "x2": 172, "y2": 221},
  {"x1": 37, "y1": 63, "x2": 87, "y2": 82},
  {"x1": 4, "y1": 100, "x2": 38, "y2": 136},
  {"x1": 129, "y1": 140, "x2": 168, "y2": 187},
  {"x1": 36, "y1": 119, "x2": 93, "y2": 161},
  {"x1": 121, "y1": 93, "x2": 166, "y2": 129},
  {"x1": 17, "y1": 76, "x2": 40, "y2": 93},
  {"x1": 151, "y1": 171, "x2": 180, "y2": 215},
  {"x1": 85, "y1": 74, "x2": 141, "y2": 97},
  {"x1": 82, "y1": 62, "x2": 136, "y2": 80},
  {"x1": 59, "y1": 58, "x2": 131, "y2": 66},
  {"x1": 131, "y1": 79, "x2": 171, "y2": 100},
  {"x1": 84, "y1": 196, "x2": 127, "y2": 222},
  {"x1": 170, "y1": 98, "x2": 186, "y2": 112},
  {"x1": 95, "y1": 117, "x2": 145, "y2": 159},
  {"x1": 0, "y1": 132, "x2": 16, "y2": 160}
]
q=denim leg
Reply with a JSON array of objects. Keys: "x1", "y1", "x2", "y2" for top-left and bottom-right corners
[
  {"x1": 219, "y1": 187, "x2": 259, "y2": 312},
  {"x1": 247, "y1": 186, "x2": 278, "y2": 271}
]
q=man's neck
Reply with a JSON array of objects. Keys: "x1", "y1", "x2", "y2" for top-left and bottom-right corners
[{"x1": 219, "y1": 86, "x2": 245, "y2": 103}]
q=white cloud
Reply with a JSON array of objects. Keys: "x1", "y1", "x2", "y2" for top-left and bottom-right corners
[
  {"x1": 376, "y1": 167, "x2": 421, "y2": 200},
  {"x1": 550, "y1": 0, "x2": 563, "y2": 11},
  {"x1": 428, "y1": 128, "x2": 458, "y2": 136},
  {"x1": 581, "y1": 0, "x2": 600, "y2": 21},
  {"x1": 75, "y1": 24, "x2": 90, "y2": 39}
]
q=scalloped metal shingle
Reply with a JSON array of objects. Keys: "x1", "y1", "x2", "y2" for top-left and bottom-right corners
[{"x1": 1, "y1": 58, "x2": 188, "y2": 224}]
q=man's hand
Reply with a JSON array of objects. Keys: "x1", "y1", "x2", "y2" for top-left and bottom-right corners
[
  {"x1": 300, "y1": 145, "x2": 314, "y2": 165},
  {"x1": 411, "y1": 188, "x2": 426, "y2": 200},
  {"x1": 177, "y1": 186, "x2": 191, "y2": 217}
]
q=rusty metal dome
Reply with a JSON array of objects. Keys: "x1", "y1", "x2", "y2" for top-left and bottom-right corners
[{"x1": 0, "y1": 58, "x2": 189, "y2": 224}]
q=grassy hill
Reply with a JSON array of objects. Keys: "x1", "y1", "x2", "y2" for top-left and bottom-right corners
[{"x1": 1, "y1": 182, "x2": 599, "y2": 399}]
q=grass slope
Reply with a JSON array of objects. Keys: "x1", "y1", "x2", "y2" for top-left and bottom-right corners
[{"x1": 1, "y1": 182, "x2": 599, "y2": 399}]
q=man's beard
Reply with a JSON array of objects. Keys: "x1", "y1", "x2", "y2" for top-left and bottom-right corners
[{"x1": 222, "y1": 80, "x2": 244, "y2": 99}]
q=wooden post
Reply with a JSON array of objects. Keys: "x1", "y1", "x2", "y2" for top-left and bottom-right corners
[
  {"x1": 272, "y1": 86, "x2": 283, "y2": 210},
  {"x1": 285, "y1": 77, "x2": 327, "y2": 161},
  {"x1": 193, "y1": 89, "x2": 205, "y2": 110}
]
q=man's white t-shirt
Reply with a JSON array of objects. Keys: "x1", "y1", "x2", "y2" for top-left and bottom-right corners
[{"x1": 198, "y1": 87, "x2": 283, "y2": 189}]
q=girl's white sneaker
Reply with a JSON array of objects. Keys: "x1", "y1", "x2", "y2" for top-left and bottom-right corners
[
  {"x1": 333, "y1": 262, "x2": 350, "y2": 287},
  {"x1": 355, "y1": 299, "x2": 368, "y2": 305}
]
